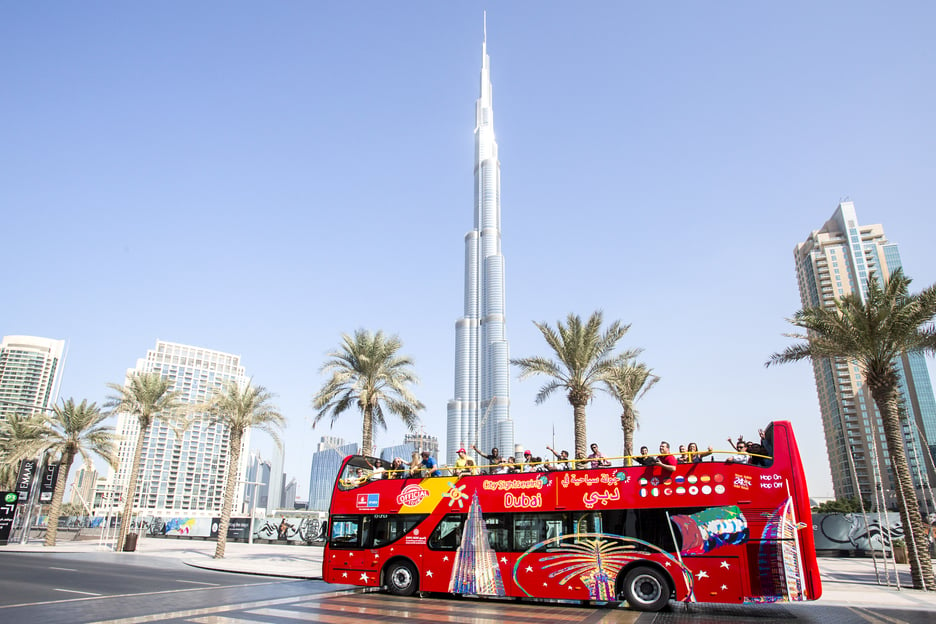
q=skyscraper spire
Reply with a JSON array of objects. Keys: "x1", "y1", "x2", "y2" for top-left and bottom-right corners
[{"x1": 447, "y1": 15, "x2": 513, "y2": 465}]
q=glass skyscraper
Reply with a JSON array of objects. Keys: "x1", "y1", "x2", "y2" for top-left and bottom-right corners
[
  {"x1": 447, "y1": 18, "x2": 513, "y2": 465},
  {"x1": 794, "y1": 201, "x2": 936, "y2": 510},
  {"x1": 107, "y1": 340, "x2": 250, "y2": 516}
]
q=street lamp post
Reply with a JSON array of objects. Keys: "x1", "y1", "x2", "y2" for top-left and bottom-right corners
[{"x1": 238, "y1": 479, "x2": 263, "y2": 545}]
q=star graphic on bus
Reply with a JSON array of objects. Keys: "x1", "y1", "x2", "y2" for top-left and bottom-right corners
[
  {"x1": 720, "y1": 561, "x2": 731, "y2": 569},
  {"x1": 696, "y1": 571, "x2": 708, "y2": 580},
  {"x1": 426, "y1": 570, "x2": 434, "y2": 578},
  {"x1": 360, "y1": 572, "x2": 370, "y2": 582},
  {"x1": 445, "y1": 482, "x2": 469, "y2": 508}
]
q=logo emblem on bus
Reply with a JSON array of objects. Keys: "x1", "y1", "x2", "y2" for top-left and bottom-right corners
[{"x1": 396, "y1": 484, "x2": 430, "y2": 507}]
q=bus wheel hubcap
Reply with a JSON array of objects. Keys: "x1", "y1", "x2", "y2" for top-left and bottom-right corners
[
  {"x1": 633, "y1": 575, "x2": 661, "y2": 603},
  {"x1": 393, "y1": 568, "x2": 412, "y2": 588}
]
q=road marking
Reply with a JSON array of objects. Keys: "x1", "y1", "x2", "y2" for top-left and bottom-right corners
[
  {"x1": 0, "y1": 579, "x2": 284, "y2": 610},
  {"x1": 53, "y1": 588, "x2": 102, "y2": 596},
  {"x1": 48, "y1": 567, "x2": 78, "y2": 571},
  {"x1": 85, "y1": 589, "x2": 359, "y2": 624},
  {"x1": 846, "y1": 607, "x2": 907, "y2": 624},
  {"x1": 176, "y1": 580, "x2": 220, "y2": 586}
]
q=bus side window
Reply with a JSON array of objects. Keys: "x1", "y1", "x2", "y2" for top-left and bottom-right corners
[
  {"x1": 513, "y1": 513, "x2": 567, "y2": 551},
  {"x1": 429, "y1": 515, "x2": 465, "y2": 550},
  {"x1": 485, "y1": 515, "x2": 509, "y2": 552},
  {"x1": 573, "y1": 512, "x2": 602, "y2": 538},
  {"x1": 374, "y1": 515, "x2": 428, "y2": 547},
  {"x1": 330, "y1": 515, "x2": 363, "y2": 548}
]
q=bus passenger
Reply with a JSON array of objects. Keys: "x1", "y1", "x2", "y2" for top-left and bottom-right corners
[
  {"x1": 726, "y1": 440, "x2": 749, "y2": 464},
  {"x1": 687, "y1": 442, "x2": 713, "y2": 463},
  {"x1": 546, "y1": 446, "x2": 572, "y2": 471},
  {"x1": 649, "y1": 441, "x2": 678, "y2": 473},
  {"x1": 420, "y1": 451, "x2": 442, "y2": 477},
  {"x1": 521, "y1": 450, "x2": 535, "y2": 472},
  {"x1": 588, "y1": 443, "x2": 611, "y2": 469},
  {"x1": 678, "y1": 444, "x2": 690, "y2": 463},
  {"x1": 388, "y1": 457, "x2": 407, "y2": 478},
  {"x1": 471, "y1": 444, "x2": 502, "y2": 474},
  {"x1": 454, "y1": 448, "x2": 477, "y2": 476},
  {"x1": 635, "y1": 446, "x2": 655, "y2": 466}
]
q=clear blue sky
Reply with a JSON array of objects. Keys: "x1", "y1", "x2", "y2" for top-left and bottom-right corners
[{"x1": 4, "y1": 3, "x2": 935, "y2": 500}]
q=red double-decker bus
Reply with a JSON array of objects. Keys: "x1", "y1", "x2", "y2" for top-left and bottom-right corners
[{"x1": 322, "y1": 421, "x2": 821, "y2": 611}]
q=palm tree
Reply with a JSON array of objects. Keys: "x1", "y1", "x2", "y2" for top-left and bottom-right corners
[
  {"x1": 38, "y1": 399, "x2": 117, "y2": 546},
  {"x1": 603, "y1": 362, "x2": 660, "y2": 462},
  {"x1": 312, "y1": 329, "x2": 424, "y2": 455},
  {"x1": 200, "y1": 380, "x2": 284, "y2": 559},
  {"x1": 766, "y1": 269, "x2": 936, "y2": 591},
  {"x1": 0, "y1": 412, "x2": 47, "y2": 490},
  {"x1": 511, "y1": 311, "x2": 636, "y2": 461},
  {"x1": 105, "y1": 372, "x2": 183, "y2": 552}
]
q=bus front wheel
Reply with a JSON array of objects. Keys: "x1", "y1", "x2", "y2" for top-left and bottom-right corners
[
  {"x1": 621, "y1": 566, "x2": 670, "y2": 612},
  {"x1": 385, "y1": 560, "x2": 418, "y2": 596}
]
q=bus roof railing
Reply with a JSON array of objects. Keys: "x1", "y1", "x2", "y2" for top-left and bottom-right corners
[{"x1": 338, "y1": 449, "x2": 774, "y2": 487}]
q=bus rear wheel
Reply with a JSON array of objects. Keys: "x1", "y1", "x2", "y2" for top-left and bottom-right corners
[
  {"x1": 621, "y1": 566, "x2": 670, "y2": 612},
  {"x1": 385, "y1": 560, "x2": 418, "y2": 596}
]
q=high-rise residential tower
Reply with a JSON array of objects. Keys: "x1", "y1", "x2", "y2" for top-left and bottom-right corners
[
  {"x1": 447, "y1": 17, "x2": 513, "y2": 465},
  {"x1": 107, "y1": 340, "x2": 250, "y2": 516},
  {"x1": 794, "y1": 201, "x2": 936, "y2": 510},
  {"x1": 0, "y1": 335, "x2": 66, "y2": 419}
]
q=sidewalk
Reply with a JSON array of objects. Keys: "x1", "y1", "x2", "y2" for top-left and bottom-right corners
[
  {"x1": 815, "y1": 556, "x2": 936, "y2": 611},
  {"x1": 4, "y1": 538, "x2": 936, "y2": 609}
]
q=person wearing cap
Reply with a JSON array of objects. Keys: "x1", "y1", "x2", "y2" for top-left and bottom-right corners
[
  {"x1": 419, "y1": 450, "x2": 442, "y2": 477},
  {"x1": 454, "y1": 448, "x2": 477, "y2": 476},
  {"x1": 521, "y1": 450, "x2": 536, "y2": 472}
]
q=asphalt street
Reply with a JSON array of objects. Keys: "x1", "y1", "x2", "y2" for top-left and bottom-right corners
[{"x1": 0, "y1": 552, "x2": 331, "y2": 624}]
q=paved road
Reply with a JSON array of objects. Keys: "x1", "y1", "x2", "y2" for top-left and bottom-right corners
[
  {"x1": 78, "y1": 591, "x2": 936, "y2": 624},
  {"x1": 0, "y1": 552, "x2": 335, "y2": 624},
  {"x1": 3, "y1": 552, "x2": 935, "y2": 623}
]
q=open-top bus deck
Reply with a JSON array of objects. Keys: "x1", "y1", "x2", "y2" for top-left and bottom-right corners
[{"x1": 323, "y1": 421, "x2": 821, "y2": 611}]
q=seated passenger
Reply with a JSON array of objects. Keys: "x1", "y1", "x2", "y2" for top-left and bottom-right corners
[
  {"x1": 678, "y1": 444, "x2": 690, "y2": 464},
  {"x1": 453, "y1": 448, "x2": 477, "y2": 476},
  {"x1": 546, "y1": 445, "x2": 572, "y2": 471},
  {"x1": 388, "y1": 457, "x2": 407, "y2": 478},
  {"x1": 687, "y1": 442, "x2": 713, "y2": 463},
  {"x1": 635, "y1": 445, "x2": 655, "y2": 466},
  {"x1": 726, "y1": 439, "x2": 749, "y2": 464},
  {"x1": 746, "y1": 440, "x2": 772, "y2": 467}
]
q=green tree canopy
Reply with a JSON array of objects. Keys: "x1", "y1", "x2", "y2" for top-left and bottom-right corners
[{"x1": 312, "y1": 329, "x2": 424, "y2": 455}]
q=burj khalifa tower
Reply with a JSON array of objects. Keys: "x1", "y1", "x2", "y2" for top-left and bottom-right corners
[{"x1": 446, "y1": 17, "x2": 513, "y2": 465}]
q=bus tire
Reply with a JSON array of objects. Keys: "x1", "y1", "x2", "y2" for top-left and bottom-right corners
[
  {"x1": 621, "y1": 566, "x2": 670, "y2": 612},
  {"x1": 384, "y1": 560, "x2": 418, "y2": 596}
]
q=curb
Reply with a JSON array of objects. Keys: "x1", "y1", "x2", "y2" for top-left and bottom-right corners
[{"x1": 182, "y1": 559, "x2": 321, "y2": 581}]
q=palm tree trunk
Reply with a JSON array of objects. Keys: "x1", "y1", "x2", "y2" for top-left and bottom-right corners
[
  {"x1": 44, "y1": 450, "x2": 73, "y2": 547},
  {"x1": 214, "y1": 428, "x2": 243, "y2": 559},
  {"x1": 573, "y1": 402, "x2": 587, "y2": 464},
  {"x1": 116, "y1": 424, "x2": 148, "y2": 552},
  {"x1": 871, "y1": 380, "x2": 936, "y2": 591},
  {"x1": 622, "y1": 409, "x2": 635, "y2": 465},
  {"x1": 362, "y1": 406, "x2": 374, "y2": 456}
]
